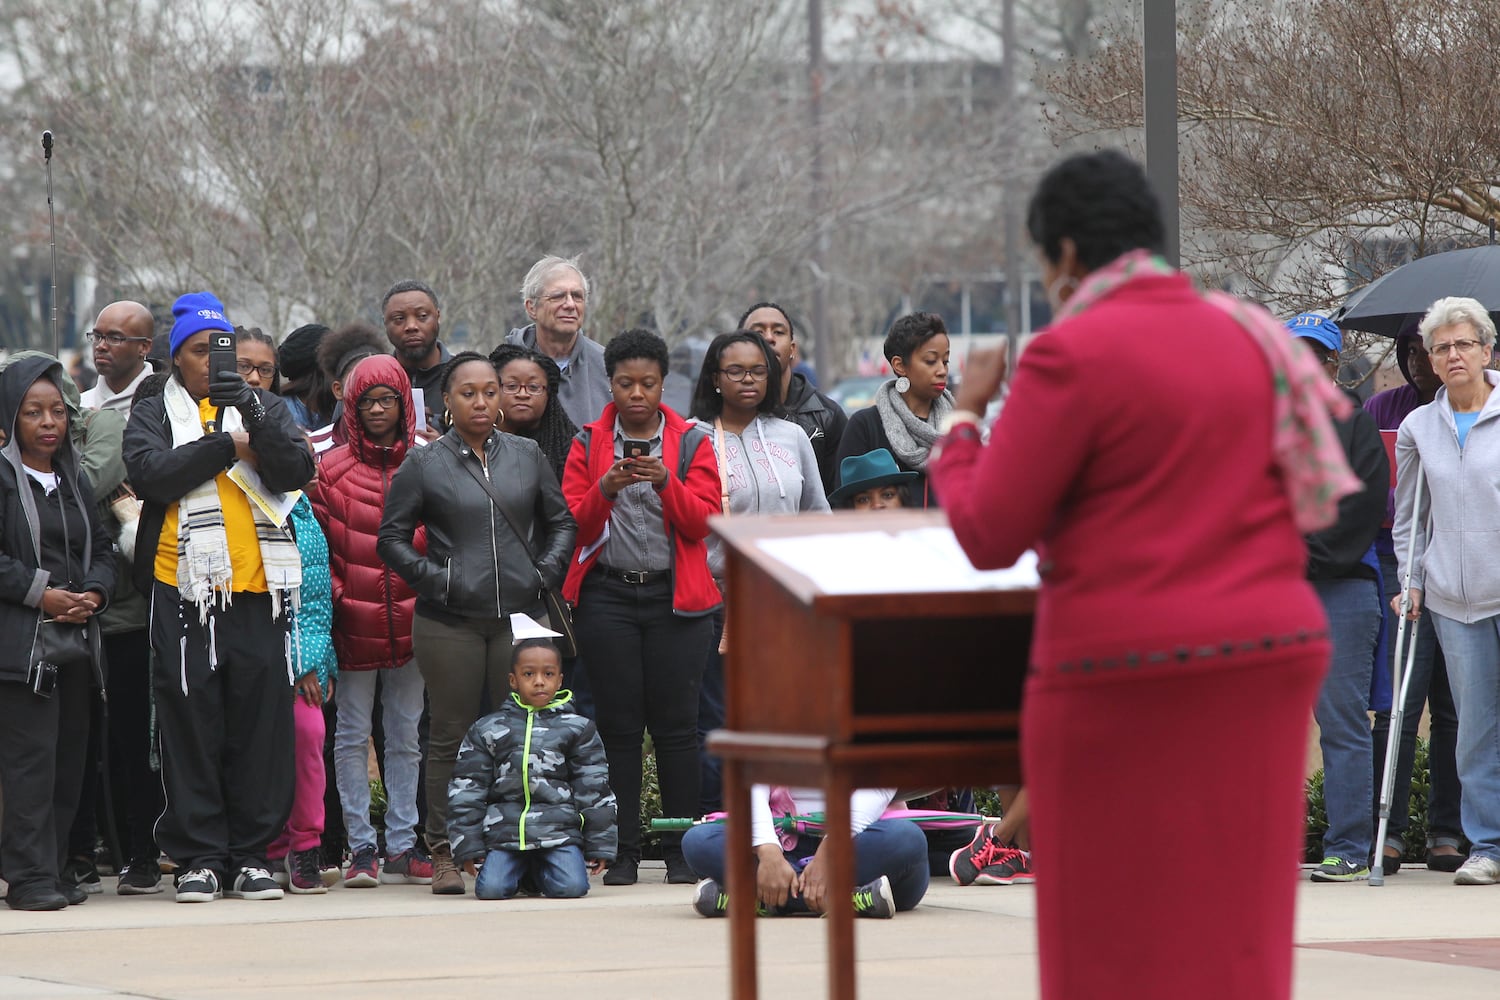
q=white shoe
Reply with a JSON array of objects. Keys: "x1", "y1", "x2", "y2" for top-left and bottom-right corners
[
  {"x1": 225, "y1": 867, "x2": 285, "y2": 900},
  {"x1": 1454, "y1": 855, "x2": 1500, "y2": 885}
]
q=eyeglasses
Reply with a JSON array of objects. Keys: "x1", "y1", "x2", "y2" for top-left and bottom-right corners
[
  {"x1": 501, "y1": 382, "x2": 547, "y2": 396},
  {"x1": 236, "y1": 360, "x2": 278, "y2": 379},
  {"x1": 1430, "y1": 339, "x2": 1484, "y2": 358},
  {"x1": 719, "y1": 365, "x2": 769, "y2": 382},
  {"x1": 356, "y1": 393, "x2": 401, "y2": 412},
  {"x1": 87, "y1": 330, "x2": 150, "y2": 347},
  {"x1": 542, "y1": 290, "x2": 586, "y2": 306}
]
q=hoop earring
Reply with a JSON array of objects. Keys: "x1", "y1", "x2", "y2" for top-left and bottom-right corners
[
  {"x1": 894, "y1": 375, "x2": 911, "y2": 394},
  {"x1": 496, "y1": 409, "x2": 505, "y2": 427},
  {"x1": 442, "y1": 408, "x2": 452, "y2": 428}
]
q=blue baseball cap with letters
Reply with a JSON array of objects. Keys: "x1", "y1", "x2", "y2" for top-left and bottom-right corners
[{"x1": 1285, "y1": 312, "x2": 1341, "y2": 353}]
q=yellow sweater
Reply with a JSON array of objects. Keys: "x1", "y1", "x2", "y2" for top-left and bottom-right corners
[{"x1": 154, "y1": 397, "x2": 268, "y2": 593}]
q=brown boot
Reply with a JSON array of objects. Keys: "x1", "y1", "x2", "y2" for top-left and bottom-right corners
[{"x1": 430, "y1": 844, "x2": 466, "y2": 896}]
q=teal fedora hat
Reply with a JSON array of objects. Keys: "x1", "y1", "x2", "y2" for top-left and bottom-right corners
[{"x1": 827, "y1": 448, "x2": 918, "y2": 505}]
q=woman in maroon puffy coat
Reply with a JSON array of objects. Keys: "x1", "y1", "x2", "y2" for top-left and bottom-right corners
[{"x1": 309, "y1": 354, "x2": 433, "y2": 887}]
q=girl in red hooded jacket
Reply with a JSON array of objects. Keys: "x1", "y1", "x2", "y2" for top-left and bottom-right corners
[{"x1": 310, "y1": 354, "x2": 433, "y2": 888}]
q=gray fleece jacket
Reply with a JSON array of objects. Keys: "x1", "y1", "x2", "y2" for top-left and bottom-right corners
[
  {"x1": 696, "y1": 414, "x2": 830, "y2": 578},
  {"x1": 1394, "y1": 369, "x2": 1500, "y2": 623}
]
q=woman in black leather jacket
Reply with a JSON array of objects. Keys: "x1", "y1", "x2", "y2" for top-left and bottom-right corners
[
  {"x1": 378, "y1": 352, "x2": 576, "y2": 895},
  {"x1": 0, "y1": 356, "x2": 115, "y2": 911}
]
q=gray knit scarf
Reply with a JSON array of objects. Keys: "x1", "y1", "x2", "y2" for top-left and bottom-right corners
[{"x1": 874, "y1": 379, "x2": 954, "y2": 470}]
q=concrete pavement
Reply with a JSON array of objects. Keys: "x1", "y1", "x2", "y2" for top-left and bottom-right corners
[{"x1": 1, "y1": 863, "x2": 1498, "y2": 998}]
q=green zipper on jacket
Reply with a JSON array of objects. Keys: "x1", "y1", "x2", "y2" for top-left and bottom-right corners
[{"x1": 518, "y1": 699, "x2": 535, "y2": 849}]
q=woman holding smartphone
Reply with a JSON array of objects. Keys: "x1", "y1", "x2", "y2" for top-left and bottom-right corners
[{"x1": 562, "y1": 329, "x2": 722, "y2": 886}]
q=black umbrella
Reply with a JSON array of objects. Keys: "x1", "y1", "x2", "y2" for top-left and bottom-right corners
[{"x1": 1333, "y1": 245, "x2": 1500, "y2": 338}]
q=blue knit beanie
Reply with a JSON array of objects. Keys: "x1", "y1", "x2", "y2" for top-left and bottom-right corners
[{"x1": 170, "y1": 292, "x2": 233, "y2": 355}]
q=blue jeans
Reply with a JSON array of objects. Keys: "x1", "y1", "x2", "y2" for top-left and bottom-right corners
[
  {"x1": 1373, "y1": 551, "x2": 1463, "y2": 851},
  {"x1": 681, "y1": 819, "x2": 930, "y2": 912},
  {"x1": 1428, "y1": 612, "x2": 1500, "y2": 862},
  {"x1": 335, "y1": 660, "x2": 425, "y2": 855},
  {"x1": 475, "y1": 845, "x2": 590, "y2": 899},
  {"x1": 1312, "y1": 578, "x2": 1380, "y2": 863}
]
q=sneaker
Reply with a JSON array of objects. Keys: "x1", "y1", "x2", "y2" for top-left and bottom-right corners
[
  {"x1": 1454, "y1": 855, "x2": 1500, "y2": 885},
  {"x1": 287, "y1": 849, "x2": 327, "y2": 894},
  {"x1": 175, "y1": 868, "x2": 222, "y2": 903},
  {"x1": 692, "y1": 878, "x2": 728, "y2": 917},
  {"x1": 344, "y1": 846, "x2": 380, "y2": 888},
  {"x1": 976, "y1": 846, "x2": 1035, "y2": 885},
  {"x1": 380, "y1": 848, "x2": 434, "y2": 885},
  {"x1": 1310, "y1": 857, "x2": 1369, "y2": 883},
  {"x1": 430, "y1": 844, "x2": 466, "y2": 896},
  {"x1": 117, "y1": 860, "x2": 163, "y2": 896},
  {"x1": 56, "y1": 880, "x2": 88, "y2": 906},
  {"x1": 319, "y1": 844, "x2": 344, "y2": 886},
  {"x1": 948, "y1": 823, "x2": 1004, "y2": 886},
  {"x1": 852, "y1": 875, "x2": 895, "y2": 919},
  {"x1": 61, "y1": 856, "x2": 102, "y2": 895},
  {"x1": 225, "y1": 867, "x2": 284, "y2": 900}
]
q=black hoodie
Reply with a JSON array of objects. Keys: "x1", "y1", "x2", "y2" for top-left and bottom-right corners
[{"x1": 0, "y1": 355, "x2": 115, "y2": 685}]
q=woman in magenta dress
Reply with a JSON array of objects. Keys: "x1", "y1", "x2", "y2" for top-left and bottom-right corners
[{"x1": 930, "y1": 150, "x2": 1359, "y2": 1000}]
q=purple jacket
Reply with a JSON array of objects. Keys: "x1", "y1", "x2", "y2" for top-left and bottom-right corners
[{"x1": 1364, "y1": 329, "x2": 1433, "y2": 555}]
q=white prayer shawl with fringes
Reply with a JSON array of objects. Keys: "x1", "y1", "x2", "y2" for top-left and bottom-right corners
[{"x1": 163, "y1": 379, "x2": 301, "y2": 680}]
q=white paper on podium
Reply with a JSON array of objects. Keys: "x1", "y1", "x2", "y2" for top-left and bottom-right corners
[{"x1": 754, "y1": 527, "x2": 1038, "y2": 595}]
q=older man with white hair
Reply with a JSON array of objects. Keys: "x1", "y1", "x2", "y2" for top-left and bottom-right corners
[{"x1": 506, "y1": 255, "x2": 611, "y2": 427}]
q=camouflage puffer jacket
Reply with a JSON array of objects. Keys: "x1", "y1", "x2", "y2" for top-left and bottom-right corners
[{"x1": 447, "y1": 690, "x2": 617, "y2": 863}]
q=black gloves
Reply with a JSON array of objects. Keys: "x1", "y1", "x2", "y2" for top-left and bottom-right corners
[{"x1": 209, "y1": 372, "x2": 268, "y2": 429}]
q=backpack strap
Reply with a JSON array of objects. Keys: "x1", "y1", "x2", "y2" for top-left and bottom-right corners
[{"x1": 678, "y1": 423, "x2": 707, "y2": 481}]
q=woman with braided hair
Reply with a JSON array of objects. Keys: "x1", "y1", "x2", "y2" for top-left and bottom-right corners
[{"x1": 487, "y1": 344, "x2": 578, "y2": 481}]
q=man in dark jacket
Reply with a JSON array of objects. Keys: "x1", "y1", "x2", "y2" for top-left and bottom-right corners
[
  {"x1": 739, "y1": 302, "x2": 847, "y2": 493},
  {"x1": 122, "y1": 292, "x2": 316, "y2": 905},
  {"x1": 1289, "y1": 314, "x2": 1389, "y2": 882},
  {"x1": 381, "y1": 279, "x2": 452, "y2": 432}
]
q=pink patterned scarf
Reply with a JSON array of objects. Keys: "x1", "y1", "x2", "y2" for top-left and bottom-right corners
[{"x1": 1051, "y1": 250, "x2": 1360, "y2": 532}]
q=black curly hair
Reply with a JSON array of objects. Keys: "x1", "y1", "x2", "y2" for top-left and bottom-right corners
[
  {"x1": 690, "y1": 331, "x2": 783, "y2": 422},
  {"x1": 487, "y1": 344, "x2": 579, "y2": 480},
  {"x1": 316, "y1": 323, "x2": 388, "y2": 381},
  {"x1": 1026, "y1": 149, "x2": 1166, "y2": 272},
  {"x1": 603, "y1": 328, "x2": 669, "y2": 379},
  {"x1": 882, "y1": 312, "x2": 948, "y2": 366}
]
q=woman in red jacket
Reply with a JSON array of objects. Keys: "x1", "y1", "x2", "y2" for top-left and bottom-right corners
[
  {"x1": 310, "y1": 354, "x2": 432, "y2": 889},
  {"x1": 562, "y1": 329, "x2": 721, "y2": 886},
  {"x1": 931, "y1": 151, "x2": 1359, "y2": 1000}
]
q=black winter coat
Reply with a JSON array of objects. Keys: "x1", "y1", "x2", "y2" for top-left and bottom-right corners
[
  {"x1": 377, "y1": 429, "x2": 577, "y2": 621},
  {"x1": 0, "y1": 356, "x2": 116, "y2": 686},
  {"x1": 784, "y1": 372, "x2": 850, "y2": 496},
  {"x1": 122, "y1": 383, "x2": 317, "y2": 597}
]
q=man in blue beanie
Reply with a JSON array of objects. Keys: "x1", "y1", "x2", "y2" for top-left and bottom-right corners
[
  {"x1": 122, "y1": 291, "x2": 315, "y2": 904},
  {"x1": 1287, "y1": 312, "x2": 1389, "y2": 883}
]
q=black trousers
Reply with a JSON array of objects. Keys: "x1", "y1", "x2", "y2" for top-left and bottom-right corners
[
  {"x1": 150, "y1": 583, "x2": 294, "y2": 879},
  {"x1": 575, "y1": 574, "x2": 712, "y2": 860},
  {"x1": 106, "y1": 629, "x2": 162, "y2": 865},
  {"x1": 0, "y1": 658, "x2": 91, "y2": 896}
]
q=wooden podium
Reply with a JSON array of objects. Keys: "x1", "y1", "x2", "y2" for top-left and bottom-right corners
[{"x1": 708, "y1": 510, "x2": 1034, "y2": 999}]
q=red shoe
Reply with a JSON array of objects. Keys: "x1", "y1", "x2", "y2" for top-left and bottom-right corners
[
  {"x1": 344, "y1": 846, "x2": 379, "y2": 888},
  {"x1": 379, "y1": 848, "x2": 434, "y2": 885},
  {"x1": 948, "y1": 823, "x2": 1000, "y2": 886},
  {"x1": 975, "y1": 846, "x2": 1034, "y2": 885}
]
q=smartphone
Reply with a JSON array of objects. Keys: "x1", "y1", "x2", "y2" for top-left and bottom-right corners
[
  {"x1": 622, "y1": 439, "x2": 652, "y2": 461},
  {"x1": 208, "y1": 330, "x2": 237, "y2": 405}
]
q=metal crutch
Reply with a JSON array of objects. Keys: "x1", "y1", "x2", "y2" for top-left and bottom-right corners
[{"x1": 1370, "y1": 469, "x2": 1425, "y2": 886}]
